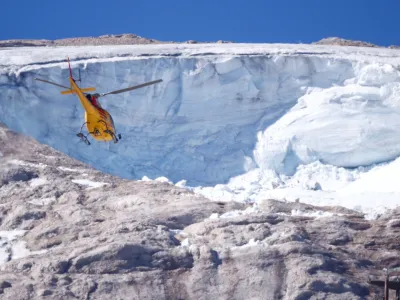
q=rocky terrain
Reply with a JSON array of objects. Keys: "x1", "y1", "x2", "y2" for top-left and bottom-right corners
[
  {"x1": 312, "y1": 37, "x2": 400, "y2": 49},
  {"x1": 0, "y1": 122, "x2": 398, "y2": 299},
  {"x1": 0, "y1": 33, "x2": 168, "y2": 47},
  {"x1": 0, "y1": 33, "x2": 233, "y2": 47},
  {"x1": 3, "y1": 33, "x2": 398, "y2": 49},
  {"x1": 312, "y1": 37, "x2": 380, "y2": 48}
]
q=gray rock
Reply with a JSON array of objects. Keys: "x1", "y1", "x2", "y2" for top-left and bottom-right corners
[
  {"x1": 312, "y1": 37, "x2": 380, "y2": 48},
  {"x1": 0, "y1": 123, "x2": 394, "y2": 299}
]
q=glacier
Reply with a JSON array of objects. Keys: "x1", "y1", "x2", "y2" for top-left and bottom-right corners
[{"x1": 1, "y1": 43, "x2": 400, "y2": 218}]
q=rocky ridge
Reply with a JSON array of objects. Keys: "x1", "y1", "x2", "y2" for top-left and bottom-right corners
[
  {"x1": 2, "y1": 33, "x2": 398, "y2": 48},
  {"x1": 0, "y1": 122, "x2": 397, "y2": 299},
  {"x1": 0, "y1": 33, "x2": 233, "y2": 47},
  {"x1": 312, "y1": 37, "x2": 380, "y2": 47}
]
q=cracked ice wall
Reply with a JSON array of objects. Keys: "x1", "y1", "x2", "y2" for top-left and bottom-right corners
[{"x1": 1, "y1": 48, "x2": 399, "y2": 186}]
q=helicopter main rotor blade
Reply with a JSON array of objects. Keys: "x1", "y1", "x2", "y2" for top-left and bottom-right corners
[
  {"x1": 34, "y1": 78, "x2": 70, "y2": 90},
  {"x1": 100, "y1": 79, "x2": 163, "y2": 97}
]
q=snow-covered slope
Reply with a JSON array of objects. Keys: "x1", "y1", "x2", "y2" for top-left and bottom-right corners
[{"x1": 1, "y1": 43, "x2": 400, "y2": 218}]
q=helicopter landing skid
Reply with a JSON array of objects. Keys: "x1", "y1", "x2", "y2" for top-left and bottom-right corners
[
  {"x1": 76, "y1": 132, "x2": 91, "y2": 145},
  {"x1": 77, "y1": 122, "x2": 91, "y2": 145}
]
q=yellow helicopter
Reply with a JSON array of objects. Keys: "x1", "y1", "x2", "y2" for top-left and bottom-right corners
[{"x1": 34, "y1": 57, "x2": 162, "y2": 145}]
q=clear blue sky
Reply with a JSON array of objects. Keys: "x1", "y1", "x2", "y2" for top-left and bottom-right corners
[{"x1": 2, "y1": 0, "x2": 399, "y2": 46}]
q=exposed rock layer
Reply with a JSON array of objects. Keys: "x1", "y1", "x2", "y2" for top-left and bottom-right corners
[{"x1": 0, "y1": 123, "x2": 395, "y2": 299}]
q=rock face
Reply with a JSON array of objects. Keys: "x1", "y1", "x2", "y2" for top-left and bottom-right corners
[
  {"x1": 0, "y1": 122, "x2": 396, "y2": 299},
  {"x1": 0, "y1": 33, "x2": 168, "y2": 47},
  {"x1": 0, "y1": 33, "x2": 235, "y2": 47},
  {"x1": 313, "y1": 37, "x2": 380, "y2": 48}
]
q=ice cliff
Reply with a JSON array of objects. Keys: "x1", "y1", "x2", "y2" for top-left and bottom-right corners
[{"x1": 1, "y1": 44, "x2": 400, "y2": 187}]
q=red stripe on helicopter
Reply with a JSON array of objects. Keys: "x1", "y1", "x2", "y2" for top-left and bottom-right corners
[{"x1": 97, "y1": 110, "x2": 108, "y2": 120}]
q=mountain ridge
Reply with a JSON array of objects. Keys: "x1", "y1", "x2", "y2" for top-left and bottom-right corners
[
  {"x1": 0, "y1": 33, "x2": 233, "y2": 47},
  {"x1": 1, "y1": 33, "x2": 398, "y2": 48}
]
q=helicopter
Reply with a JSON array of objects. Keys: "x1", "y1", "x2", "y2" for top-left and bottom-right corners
[{"x1": 34, "y1": 57, "x2": 162, "y2": 145}]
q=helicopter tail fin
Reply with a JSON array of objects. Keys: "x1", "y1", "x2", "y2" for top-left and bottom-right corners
[{"x1": 60, "y1": 87, "x2": 96, "y2": 95}]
